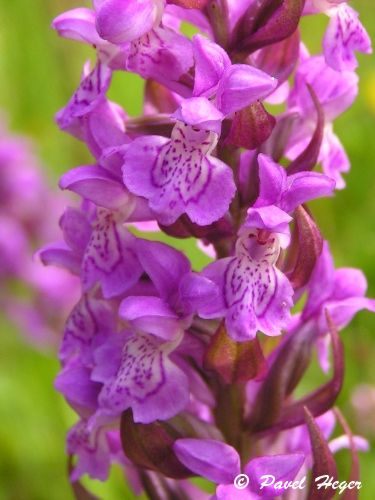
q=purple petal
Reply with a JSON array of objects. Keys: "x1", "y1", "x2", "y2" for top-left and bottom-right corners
[
  {"x1": 282, "y1": 171, "x2": 335, "y2": 213},
  {"x1": 59, "y1": 165, "x2": 130, "y2": 210},
  {"x1": 289, "y1": 55, "x2": 358, "y2": 121},
  {"x1": 324, "y1": 297, "x2": 375, "y2": 332},
  {"x1": 123, "y1": 125, "x2": 235, "y2": 226},
  {"x1": 255, "y1": 154, "x2": 286, "y2": 208},
  {"x1": 96, "y1": 0, "x2": 162, "y2": 44},
  {"x1": 172, "y1": 97, "x2": 224, "y2": 134},
  {"x1": 60, "y1": 294, "x2": 115, "y2": 364},
  {"x1": 216, "y1": 64, "x2": 277, "y2": 116},
  {"x1": 332, "y1": 267, "x2": 367, "y2": 301},
  {"x1": 52, "y1": 8, "x2": 102, "y2": 45},
  {"x1": 324, "y1": 4, "x2": 372, "y2": 72},
  {"x1": 126, "y1": 26, "x2": 193, "y2": 93},
  {"x1": 67, "y1": 420, "x2": 111, "y2": 481},
  {"x1": 134, "y1": 238, "x2": 190, "y2": 301},
  {"x1": 82, "y1": 212, "x2": 142, "y2": 298},
  {"x1": 55, "y1": 365, "x2": 101, "y2": 410},
  {"x1": 192, "y1": 34, "x2": 231, "y2": 97},
  {"x1": 320, "y1": 127, "x2": 350, "y2": 189},
  {"x1": 98, "y1": 333, "x2": 189, "y2": 423},
  {"x1": 60, "y1": 207, "x2": 92, "y2": 256},
  {"x1": 245, "y1": 206, "x2": 292, "y2": 247},
  {"x1": 56, "y1": 62, "x2": 112, "y2": 135},
  {"x1": 245, "y1": 453, "x2": 305, "y2": 497},
  {"x1": 119, "y1": 296, "x2": 182, "y2": 340},
  {"x1": 173, "y1": 438, "x2": 240, "y2": 484},
  {"x1": 38, "y1": 243, "x2": 82, "y2": 275},
  {"x1": 178, "y1": 272, "x2": 219, "y2": 316}
]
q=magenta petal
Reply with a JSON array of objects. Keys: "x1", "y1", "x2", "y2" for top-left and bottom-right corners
[
  {"x1": 52, "y1": 8, "x2": 102, "y2": 45},
  {"x1": 173, "y1": 438, "x2": 240, "y2": 484},
  {"x1": 55, "y1": 365, "x2": 101, "y2": 409},
  {"x1": 134, "y1": 239, "x2": 190, "y2": 301},
  {"x1": 96, "y1": 0, "x2": 162, "y2": 44},
  {"x1": 192, "y1": 34, "x2": 231, "y2": 97},
  {"x1": 172, "y1": 97, "x2": 224, "y2": 134},
  {"x1": 332, "y1": 267, "x2": 367, "y2": 301},
  {"x1": 67, "y1": 420, "x2": 111, "y2": 481},
  {"x1": 39, "y1": 243, "x2": 82, "y2": 275},
  {"x1": 324, "y1": 4, "x2": 372, "y2": 72},
  {"x1": 82, "y1": 213, "x2": 142, "y2": 298},
  {"x1": 119, "y1": 296, "x2": 182, "y2": 340},
  {"x1": 60, "y1": 207, "x2": 91, "y2": 256},
  {"x1": 216, "y1": 65, "x2": 277, "y2": 116},
  {"x1": 56, "y1": 62, "x2": 111, "y2": 134},
  {"x1": 255, "y1": 154, "x2": 286, "y2": 207},
  {"x1": 245, "y1": 453, "x2": 305, "y2": 497},
  {"x1": 184, "y1": 156, "x2": 236, "y2": 226},
  {"x1": 98, "y1": 333, "x2": 189, "y2": 423},
  {"x1": 123, "y1": 126, "x2": 235, "y2": 226},
  {"x1": 282, "y1": 171, "x2": 335, "y2": 213},
  {"x1": 245, "y1": 206, "x2": 292, "y2": 246},
  {"x1": 59, "y1": 165, "x2": 130, "y2": 210}
]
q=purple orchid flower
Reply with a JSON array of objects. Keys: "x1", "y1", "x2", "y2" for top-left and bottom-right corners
[
  {"x1": 40, "y1": 205, "x2": 143, "y2": 299},
  {"x1": 304, "y1": 0, "x2": 372, "y2": 71},
  {"x1": 199, "y1": 154, "x2": 334, "y2": 341},
  {"x1": 93, "y1": 330, "x2": 190, "y2": 423},
  {"x1": 123, "y1": 57, "x2": 277, "y2": 226}
]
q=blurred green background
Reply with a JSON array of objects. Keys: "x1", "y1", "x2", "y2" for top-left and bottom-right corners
[{"x1": 0, "y1": 0, "x2": 374, "y2": 498}]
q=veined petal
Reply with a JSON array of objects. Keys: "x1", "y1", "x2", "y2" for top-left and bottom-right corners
[
  {"x1": 56, "y1": 62, "x2": 111, "y2": 134},
  {"x1": 202, "y1": 233, "x2": 293, "y2": 341},
  {"x1": 324, "y1": 4, "x2": 372, "y2": 72},
  {"x1": 67, "y1": 420, "x2": 112, "y2": 481},
  {"x1": 82, "y1": 210, "x2": 142, "y2": 298},
  {"x1": 98, "y1": 332, "x2": 189, "y2": 423},
  {"x1": 123, "y1": 123, "x2": 235, "y2": 226},
  {"x1": 127, "y1": 27, "x2": 193, "y2": 92},
  {"x1": 60, "y1": 294, "x2": 115, "y2": 363}
]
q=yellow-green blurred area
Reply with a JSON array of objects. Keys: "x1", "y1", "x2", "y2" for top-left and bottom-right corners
[{"x1": 0, "y1": 0, "x2": 374, "y2": 498}]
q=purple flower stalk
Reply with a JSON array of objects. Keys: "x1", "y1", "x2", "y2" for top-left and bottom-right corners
[{"x1": 45, "y1": 0, "x2": 374, "y2": 497}]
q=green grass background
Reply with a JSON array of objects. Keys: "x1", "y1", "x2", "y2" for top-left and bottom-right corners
[{"x1": 0, "y1": 0, "x2": 374, "y2": 498}]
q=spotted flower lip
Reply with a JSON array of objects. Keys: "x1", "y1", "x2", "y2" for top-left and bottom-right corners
[
  {"x1": 123, "y1": 121, "x2": 236, "y2": 226},
  {"x1": 95, "y1": 331, "x2": 190, "y2": 423}
]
